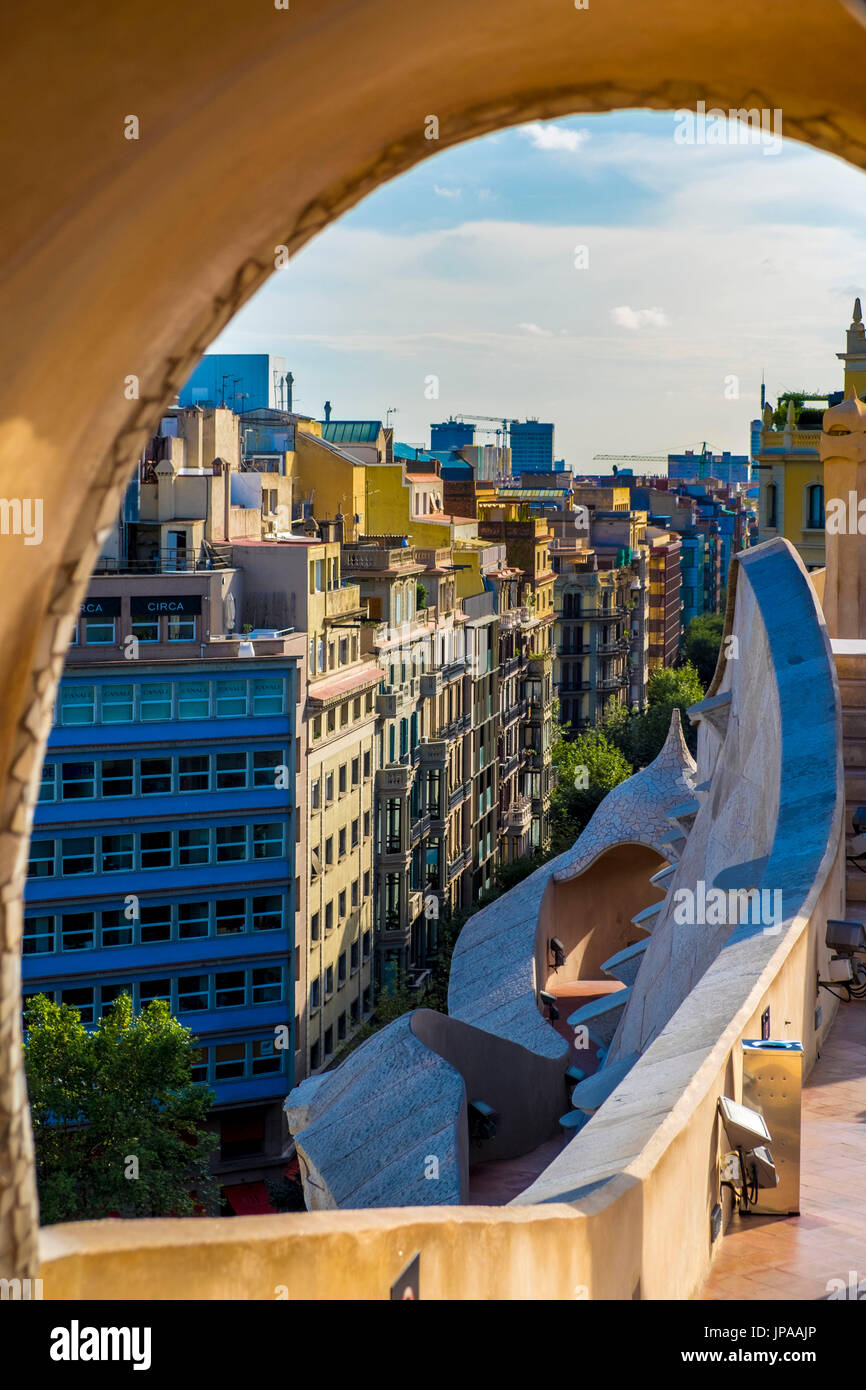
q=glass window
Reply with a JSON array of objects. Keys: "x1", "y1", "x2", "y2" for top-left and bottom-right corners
[
  {"x1": 215, "y1": 752, "x2": 247, "y2": 789},
  {"x1": 61, "y1": 912, "x2": 95, "y2": 952},
  {"x1": 23, "y1": 916, "x2": 54, "y2": 955},
  {"x1": 84, "y1": 616, "x2": 115, "y2": 645},
  {"x1": 251, "y1": 1037, "x2": 281, "y2": 1075},
  {"x1": 177, "y1": 974, "x2": 209, "y2": 1012},
  {"x1": 61, "y1": 836, "x2": 95, "y2": 876},
  {"x1": 214, "y1": 1042, "x2": 245, "y2": 1079},
  {"x1": 310, "y1": 977, "x2": 320, "y2": 1010},
  {"x1": 139, "y1": 978, "x2": 171, "y2": 1009},
  {"x1": 215, "y1": 680, "x2": 247, "y2": 718},
  {"x1": 178, "y1": 901, "x2": 209, "y2": 939},
  {"x1": 190, "y1": 1047, "x2": 208, "y2": 1083},
  {"x1": 100, "y1": 908, "x2": 134, "y2": 948},
  {"x1": 139, "y1": 904, "x2": 172, "y2": 943},
  {"x1": 252, "y1": 895, "x2": 282, "y2": 932},
  {"x1": 101, "y1": 833, "x2": 134, "y2": 873},
  {"x1": 101, "y1": 758, "x2": 133, "y2": 797},
  {"x1": 140, "y1": 757, "x2": 172, "y2": 795},
  {"x1": 140, "y1": 830, "x2": 172, "y2": 869},
  {"x1": 350, "y1": 938, "x2": 359, "y2": 971},
  {"x1": 139, "y1": 682, "x2": 172, "y2": 722},
  {"x1": 101, "y1": 983, "x2": 133, "y2": 1012},
  {"x1": 178, "y1": 755, "x2": 210, "y2": 792},
  {"x1": 101, "y1": 684, "x2": 133, "y2": 724},
  {"x1": 178, "y1": 827, "x2": 209, "y2": 866},
  {"x1": 214, "y1": 898, "x2": 245, "y2": 935},
  {"x1": 252, "y1": 678, "x2": 284, "y2": 715},
  {"x1": 131, "y1": 617, "x2": 159, "y2": 644},
  {"x1": 215, "y1": 971, "x2": 245, "y2": 1008},
  {"x1": 61, "y1": 986, "x2": 94, "y2": 1024},
  {"x1": 38, "y1": 764, "x2": 56, "y2": 803},
  {"x1": 59, "y1": 685, "x2": 96, "y2": 726},
  {"x1": 167, "y1": 614, "x2": 196, "y2": 641},
  {"x1": 252, "y1": 823, "x2": 282, "y2": 859},
  {"x1": 251, "y1": 966, "x2": 282, "y2": 1004},
  {"x1": 215, "y1": 824, "x2": 246, "y2": 862},
  {"x1": 324, "y1": 965, "x2": 333, "y2": 996},
  {"x1": 253, "y1": 750, "x2": 284, "y2": 788},
  {"x1": 338, "y1": 952, "x2": 346, "y2": 986},
  {"x1": 177, "y1": 681, "x2": 210, "y2": 720},
  {"x1": 28, "y1": 839, "x2": 55, "y2": 878}
]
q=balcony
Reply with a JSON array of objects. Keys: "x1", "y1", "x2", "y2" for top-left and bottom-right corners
[
  {"x1": 376, "y1": 764, "x2": 412, "y2": 793},
  {"x1": 420, "y1": 671, "x2": 442, "y2": 698},
  {"x1": 504, "y1": 795, "x2": 532, "y2": 832},
  {"x1": 325, "y1": 583, "x2": 365, "y2": 620},
  {"x1": 93, "y1": 549, "x2": 217, "y2": 576},
  {"x1": 442, "y1": 656, "x2": 468, "y2": 684},
  {"x1": 376, "y1": 690, "x2": 398, "y2": 718},
  {"x1": 418, "y1": 738, "x2": 447, "y2": 764}
]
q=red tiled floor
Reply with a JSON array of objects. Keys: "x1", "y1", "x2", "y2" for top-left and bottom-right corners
[{"x1": 700, "y1": 998, "x2": 866, "y2": 1300}]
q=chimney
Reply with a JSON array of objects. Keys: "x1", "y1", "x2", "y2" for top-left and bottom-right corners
[
  {"x1": 324, "y1": 400, "x2": 332, "y2": 423},
  {"x1": 334, "y1": 509, "x2": 344, "y2": 544},
  {"x1": 285, "y1": 372, "x2": 294, "y2": 412}
]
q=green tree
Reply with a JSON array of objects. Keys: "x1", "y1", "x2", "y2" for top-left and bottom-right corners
[
  {"x1": 599, "y1": 662, "x2": 704, "y2": 766},
  {"x1": 681, "y1": 612, "x2": 725, "y2": 686},
  {"x1": 416, "y1": 581, "x2": 427, "y2": 611},
  {"x1": 24, "y1": 993, "x2": 219, "y2": 1225},
  {"x1": 550, "y1": 726, "x2": 633, "y2": 852}
]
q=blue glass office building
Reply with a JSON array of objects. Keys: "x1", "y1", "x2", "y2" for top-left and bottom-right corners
[{"x1": 23, "y1": 646, "x2": 299, "y2": 1170}]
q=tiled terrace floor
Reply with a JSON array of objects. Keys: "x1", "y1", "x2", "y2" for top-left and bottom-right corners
[{"x1": 700, "y1": 997, "x2": 866, "y2": 1300}]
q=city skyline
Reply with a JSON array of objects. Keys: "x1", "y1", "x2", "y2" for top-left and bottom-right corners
[{"x1": 211, "y1": 110, "x2": 866, "y2": 466}]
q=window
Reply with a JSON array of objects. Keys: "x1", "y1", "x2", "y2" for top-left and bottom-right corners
[
  {"x1": 215, "y1": 680, "x2": 247, "y2": 718},
  {"x1": 139, "y1": 682, "x2": 172, "y2": 722},
  {"x1": 101, "y1": 908, "x2": 134, "y2": 948},
  {"x1": 310, "y1": 1041, "x2": 320, "y2": 1071},
  {"x1": 59, "y1": 685, "x2": 96, "y2": 726},
  {"x1": 363, "y1": 750, "x2": 371, "y2": 779},
  {"x1": 38, "y1": 764, "x2": 55, "y2": 803},
  {"x1": 252, "y1": 966, "x2": 282, "y2": 1004},
  {"x1": 252, "y1": 823, "x2": 282, "y2": 859},
  {"x1": 177, "y1": 681, "x2": 210, "y2": 719},
  {"x1": 312, "y1": 715, "x2": 322, "y2": 740},
  {"x1": 140, "y1": 831, "x2": 172, "y2": 869},
  {"x1": 363, "y1": 870, "x2": 371, "y2": 898},
  {"x1": 61, "y1": 761, "x2": 95, "y2": 800},
  {"x1": 216, "y1": 752, "x2": 247, "y2": 789},
  {"x1": 324, "y1": 965, "x2": 334, "y2": 996},
  {"x1": 325, "y1": 772, "x2": 334, "y2": 802},
  {"x1": 190, "y1": 1047, "x2": 208, "y2": 1084},
  {"x1": 351, "y1": 757, "x2": 359, "y2": 786},
  {"x1": 807, "y1": 483, "x2": 825, "y2": 530},
  {"x1": 131, "y1": 616, "x2": 159, "y2": 644},
  {"x1": 325, "y1": 837, "x2": 333, "y2": 866},
  {"x1": 310, "y1": 976, "x2": 321, "y2": 1010},
  {"x1": 101, "y1": 833, "x2": 133, "y2": 873},
  {"x1": 338, "y1": 828, "x2": 346, "y2": 859},
  {"x1": 362, "y1": 930, "x2": 371, "y2": 959},
  {"x1": 338, "y1": 889, "x2": 346, "y2": 919},
  {"x1": 101, "y1": 983, "x2": 133, "y2": 1013},
  {"x1": 253, "y1": 750, "x2": 284, "y2": 788},
  {"x1": 101, "y1": 684, "x2": 133, "y2": 723},
  {"x1": 177, "y1": 974, "x2": 208, "y2": 1012},
  {"x1": 61, "y1": 836, "x2": 95, "y2": 876},
  {"x1": 252, "y1": 678, "x2": 284, "y2": 715},
  {"x1": 215, "y1": 898, "x2": 245, "y2": 935},
  {"x1": 101, "y1": 758, "x2": 134, "y2": 797},
  {"x1": 338, "y1": 1012, "x2": 346, "y2": 1042},
  {"x1": 215, "y1": 971, "x2": 245, "y2": 1008},
  {"x1": 24, "y1": 916, "x2": 54, "y2": 955},
  {"x1": 351, "y1": 818, "x2": 359, "y2": 848},
  {"x1": 61, "y1": 912, "x2": 95, "y2": 951},
  {"x1": 311, "y1": 775, "x2": 321, "y2": 809},
  {"x1": 179, "y1": 901, "x2": 209, "y2": 939},
  {"x1": 214, "y1": 1043, "x2": 245, "y2": 1079},
  {"x1": 215, "y1": 824, "x2": 246, "y2": 863},
  {"x1": 363, "y1": 811, "x2": 371, "y2": 839},
  {"x1": 28, "y1": 839, "x2": 54, "y2": 878},
  {"x1": 252, "y1": 895, "x2": 282, "y2": 932},
  {"x1": 251, "y1": 1038, "x2": 281, "y2": 1075},
  {"x1": 766, "y1": 481, "x2": 778, "y2": 529},
  {"x1": 61, "y1": 986, "x2": 95, "y2": 1024},
  {"x1": 325, "y1": 901, "x2": 333, "y2": 932},
  {"x1": 139, "y1": 978, "x2": 171, "y2": 1009},
  {"x1": 139, "y1": 903, "x2": 171, "y2": 943},
  {"x1": 85, "y1": 615, "x2": 115, "y2": 645},
  {"x1": 324, "y1": 1026, "x2": 333, "y2": 1056},
  {"x1": 140, "y1": 757, "x2": 172, "y2": 795},
  {"x1": 178, "y1": 754, "x2": 209, "y2": 792},
  {"x1": 350, "y1": 998, "x2": 359, "y2": 1025},
  {"x1": 350, "y1": 938, "x2": 360, "y2": 971},
  {"x1": 167, "y1": 614, "x2": 196, "y2": 641},
  {"x1": 351, "y1": 879, "x2": 359, "y2": 908},
  {"x1": 339, "y1": 764, "x2": 347, "y2": 794},
  {"x1": 338, "y1": 952, "x2": 346, "y2": 986},
  {"x1": 311, "y1": 911, "x2": 320, "y2": 941}
]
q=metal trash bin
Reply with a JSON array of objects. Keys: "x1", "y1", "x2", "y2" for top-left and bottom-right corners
[{"x1": 741, "y1": 1039, "x2": 804, "y2": 1215}]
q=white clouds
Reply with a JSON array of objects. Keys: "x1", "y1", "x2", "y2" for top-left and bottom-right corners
[
  {"x1": 611, "y1": 305, "x2": 670, "y2": 331},
  {"x1": 518, "y1": 122, "x2": 590, "y2": 153},
  {"x1": 516, "y1": 322, "x2": 553, "y2": 336},
  {"x1": 433, "y1": 185, "x2": 461, "y2": 198}
]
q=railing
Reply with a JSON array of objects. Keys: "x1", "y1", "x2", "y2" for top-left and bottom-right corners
[{"x1": 92, "y1": 550, "x2": 215, "y2": 575}]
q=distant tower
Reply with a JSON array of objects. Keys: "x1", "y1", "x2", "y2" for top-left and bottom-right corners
[{"x1": 836, "y1": 297, "x2": 866, "y2": 398}]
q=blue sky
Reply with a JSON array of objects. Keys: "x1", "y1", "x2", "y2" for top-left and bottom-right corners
[{"x1": 211, "y1": 111, "x2": 866, "y2": 469}]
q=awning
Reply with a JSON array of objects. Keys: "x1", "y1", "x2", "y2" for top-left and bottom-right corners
[{"x1": 223, "y1": 1181, "x2": 275, "y2": 1215}]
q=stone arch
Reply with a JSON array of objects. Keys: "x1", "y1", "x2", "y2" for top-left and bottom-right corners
[{"x1": 4, "y1": 0, "x2": 866, "y2": 1278}]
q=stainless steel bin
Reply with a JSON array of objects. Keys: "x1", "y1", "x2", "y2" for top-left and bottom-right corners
[{"x1": 741, "y1": 1039, "x2": 804, "y2": 1215}]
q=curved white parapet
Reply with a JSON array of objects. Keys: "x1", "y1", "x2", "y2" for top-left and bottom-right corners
[{"x1": 512, "y1": 538, "x2": 844, "y2": 1212}]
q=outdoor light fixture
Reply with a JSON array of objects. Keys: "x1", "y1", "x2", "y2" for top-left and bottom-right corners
[
  {"x1": 718, "y1": 1097, "x2": 777, "y2": 1213},
  {"x1": 468, "y1": 1099, "x2": 498, "y2": 1144},
  {"x1": 549, "y1": 936, "x2": 566, "y2": 969},
  {"x1": 821, "y1": 920, "x2": 866, "y2": 996},
  {"x1": 539, "y1": 989, "x2": 560, "y2": 1022}
]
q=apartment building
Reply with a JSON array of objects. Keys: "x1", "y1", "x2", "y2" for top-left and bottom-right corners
[
  {"x1": 646, "y1": 529, "x2": 683, "y2": 670},
  {"x1": 24, "y1": 567, "x2": 305, "y2": 1193}
]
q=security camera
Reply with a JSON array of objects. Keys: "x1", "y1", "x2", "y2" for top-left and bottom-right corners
[{"x1": 718, "y1": 1096, "x2": 772, "y2": 1149}]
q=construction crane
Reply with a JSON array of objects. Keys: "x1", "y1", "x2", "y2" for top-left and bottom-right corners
[
  {"x1": 454, "y1": 412, "x2": 519, "y2": 448},
  {"x1": 592, "y1": 453, "x2": 669, "y2": 463}
]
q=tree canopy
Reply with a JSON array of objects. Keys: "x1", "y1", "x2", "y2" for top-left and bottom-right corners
[{"x1": 681, "y1": 613, "x2": 725, "y2": 686}]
